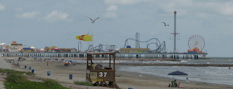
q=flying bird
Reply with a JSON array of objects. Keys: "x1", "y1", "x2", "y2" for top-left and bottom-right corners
[
  {"x1": 162, "y1": 22, "x2": 169, "y2": 26},
  {"x1": 85, "y1": 16, "x2": 100, "y2": 23}
]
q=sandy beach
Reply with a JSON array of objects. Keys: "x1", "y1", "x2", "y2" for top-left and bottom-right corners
[{"x1": 2, "y1": 57, "x2": 233, "y2": 89}]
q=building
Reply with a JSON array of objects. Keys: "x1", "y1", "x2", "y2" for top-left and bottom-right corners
[{"x1": 9, "y1": 41, "x2": 23, "y2": 52}]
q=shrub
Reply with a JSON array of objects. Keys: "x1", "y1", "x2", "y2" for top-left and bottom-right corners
[
  {"x1": 0, "y1": 69, "x2": 10, "y2": 73},
  {"x1": 6, "y1": 73, "x2": 28, "y2": 83}
]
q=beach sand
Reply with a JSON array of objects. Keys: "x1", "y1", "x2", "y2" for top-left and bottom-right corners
[{"x1": 2, "y1": 57, "x2": 233, "y2": 89}]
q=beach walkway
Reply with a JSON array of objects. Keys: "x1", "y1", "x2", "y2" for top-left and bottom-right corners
[{"x1": 0, "y1": 58, "x2": 12, "y2": 89}]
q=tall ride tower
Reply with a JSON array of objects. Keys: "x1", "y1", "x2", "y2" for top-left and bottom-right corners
[{"x1": 172, "y1": 11, "x2": 178, "y2": 52}]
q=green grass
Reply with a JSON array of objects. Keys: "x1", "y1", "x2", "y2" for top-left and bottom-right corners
[
  {"x1": 0, "y1": 69, "x2": 11, "y2": 73},
  {"x1": 4, "y1": 81, "x2": 68, "y2": 89},
  {"x1": 0, "y1": 68, "x2": 69, "y2": 89},
  {"x1": 74, "y1": 81, "x2": 93, "y2": 86}
]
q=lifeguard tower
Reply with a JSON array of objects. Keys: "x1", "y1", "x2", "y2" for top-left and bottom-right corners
[{"x1": 86, "y1": 52, "x2": 119, "y2": 89}]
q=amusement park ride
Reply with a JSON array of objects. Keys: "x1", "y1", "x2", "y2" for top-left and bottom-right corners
[
  {"x1": 188, "y1": 34, "x2": 205, "y2": 53},
  {"x1": 123, "y1": 32, "x2": 166, "y2": 53}
]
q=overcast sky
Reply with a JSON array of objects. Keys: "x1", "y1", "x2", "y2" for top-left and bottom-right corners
[{"x1": 0, "y1": 0, "x2": 232, "y2": 57}]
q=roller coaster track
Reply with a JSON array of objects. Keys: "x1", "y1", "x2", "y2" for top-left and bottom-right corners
[
  {"x1": 124, "y1": 38, "x2": 166, "y2": 53},
  {"x1": 147, "y1": 41, "x2": 166, "y2": 52},
  {"x1": 87, "y1": 44, "x2": 117, "y2": 52}
]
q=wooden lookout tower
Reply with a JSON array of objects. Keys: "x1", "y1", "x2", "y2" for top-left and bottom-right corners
[{"x1": 86, "y1": 52, "x2": 119, "y2": 89}]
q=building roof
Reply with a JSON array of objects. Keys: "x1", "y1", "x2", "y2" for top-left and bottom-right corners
[{"x1": 11, "y1": 44, "x2": 22, "y2": 45}]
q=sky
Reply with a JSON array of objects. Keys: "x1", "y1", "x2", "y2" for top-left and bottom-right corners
[{"x1": 0, "y1": 0, "x2": 232, "y2": 57}]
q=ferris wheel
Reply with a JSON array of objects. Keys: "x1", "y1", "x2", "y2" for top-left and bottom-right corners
[{"x1": 188, "y1": 34, "x2": 205, "y2": 51}]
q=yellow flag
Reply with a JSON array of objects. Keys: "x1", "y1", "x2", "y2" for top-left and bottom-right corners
[
  {"x1": 75, "y1": 35, "x2": 86, "y2": 40},
  {"x1": 75, "y1": 34, "x2": 92, "y2": 41},
  {"x1": 75, "y1": 35, "x2": 81, "y2": 39},
  {"x1": 83, "y1": 34, "x2": 93, "y2": 41}
]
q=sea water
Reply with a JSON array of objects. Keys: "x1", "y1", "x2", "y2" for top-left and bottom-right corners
[
  {"x1": 118, "y1": 58, "x2": 233, "y2": 85},
  {"x1": 71, "y1": 58, "x2": 233, "y2": 85}
]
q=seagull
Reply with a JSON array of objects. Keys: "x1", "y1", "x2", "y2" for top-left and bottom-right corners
[
  {"x1": 85, "y1": 16, "x2": 100, "y2": 23},
  {"x1": 162, "y1": 22, "x2": 169, "y2": 26}
]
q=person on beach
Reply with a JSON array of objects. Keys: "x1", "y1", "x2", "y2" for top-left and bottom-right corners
[
  {"x1": 178, "y1": 82, "x2": 184, "y2": 88},
  {"x1": 168, "y1": 83, "x2": 171, "y2": 87},
  {"x1": 171, "y1": 79, "x2": 177, "y2": 87},
  {"x1": 174, "y1": 80, "x2": 177, "y2": 87},
  {"x1": 18, "y1": 57, "x2": 21, "y2": 62},
  {"x1": 186, "y1": 77, "x2": 189, "y2": 82}
]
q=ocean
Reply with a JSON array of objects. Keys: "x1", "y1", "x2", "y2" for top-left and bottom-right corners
[
  {"x1": 117, "y1": 58, "x2": 233, "y2": 86},
  {"x1": 71, "y1": 58, "x2": 233, "y2": 85}
]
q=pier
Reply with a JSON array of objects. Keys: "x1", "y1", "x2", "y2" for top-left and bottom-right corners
[{"x1": 1, "y1": 52, "x2": 207, "y2": 59}]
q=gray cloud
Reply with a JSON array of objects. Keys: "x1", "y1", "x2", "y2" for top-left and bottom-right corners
[
  {"x1": 104, "y1": 5, "x2": 118, "y2": 18},
  {"x1": 0, "y1": 3, "x2": 5, "y2": 10}
]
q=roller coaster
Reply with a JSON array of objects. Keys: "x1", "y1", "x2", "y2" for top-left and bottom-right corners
[
  {"x1": 123, "y1": 32, "x2": 166, "y2": 53},
  {"x1": 123, "y1": 38, "x2": 166, "y2": 53}
]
